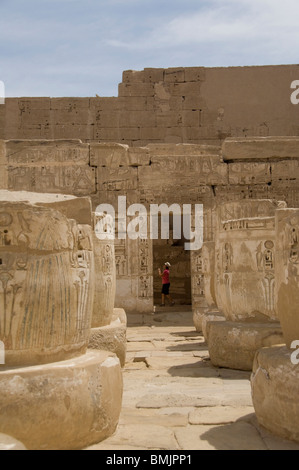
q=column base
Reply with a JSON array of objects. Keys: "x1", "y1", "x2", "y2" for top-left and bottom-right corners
[
  {"x1": 207, "y1": 320, "x2": 284, "y2": 371},
  {"x1": 0, "y1": 350, "x2": 123, "y2": 450},
  {"x1": 251, "y1": 345, "x2": 299, "y2": 443},
  {"x1": 89, "y1": 308, "x2": 127, "y2": 367}
]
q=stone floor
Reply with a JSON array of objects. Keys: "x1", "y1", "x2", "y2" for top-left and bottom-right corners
[{"x1": 86, "y1": 306, "x2": 299, "y2": 451}]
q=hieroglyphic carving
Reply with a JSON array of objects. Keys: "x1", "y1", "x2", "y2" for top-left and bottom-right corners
[
  {"x1": 138, "y1": 239, "x2": 152, "y2": 298},
  {"x1": 256, "y1": 240, "x2": 275, "y2": 313},
  {"x1": 191, "y1": 251, "x2": 205, "y2": 297},
  {"x1": 115, "y1": 242, "x2": 128, "y2": 277},
  {"x1": 284, "y1": 215, "x2": 299, "y2": 279},
  {"x1": 223, "y1": 243, "x2": 233, "y2": 273},
  {"x1": 8, "y1": 166, "x2": 96, "y2": 195},
  {"x1": 215, "y1": 200, "x2": 281, "y2": 321},
  {"x1": 91, "y1": 212, "x2": 116, "y2": 327},
  {"x1": 0, "y1": 202, "x2": 94, "y2": 365}
]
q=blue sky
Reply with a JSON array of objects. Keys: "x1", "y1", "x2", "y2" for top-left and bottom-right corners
[{"x1": 1, "y1": 0, "x2": 299, "y2": 97}]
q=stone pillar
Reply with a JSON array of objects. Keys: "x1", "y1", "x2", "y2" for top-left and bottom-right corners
[
  {"x1": 191, "y1": 248, "x2": 207, "y2": 331},
  {"x1": 0, "y1": 201, "x2": 94, "y2": 366},
  {"x1": 275, "y1": 208, "x2": 299, "y2": 348},
  {"x1": 207, "y1": 199, "x2": 286, "y2": 370},
  {"x1": 251, "y1": 208, "x2": 299, "y2": 442},
  {"x1": 88, "y1": 212, "x2": 127, "y2": 367},
  {"x1": 92, "y1": 211, "x2": 116, "y2": 327},
  {"x1": 0, "y1": 191, "x2": 123, "y2": 450},
  {"x1": 193, "y1": 207, "x2": 225, "y2": 337}
]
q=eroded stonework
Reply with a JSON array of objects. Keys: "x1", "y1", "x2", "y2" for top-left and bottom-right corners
[
  {"x1": 0, "y1": 191, "x2": 123, "y2": 450},
  {"x1": 215, "y1": 199, "x2": 286, "y2": 322},
  {"x1": 0, "y1": 193, "x2": 94, "y2": 366}
]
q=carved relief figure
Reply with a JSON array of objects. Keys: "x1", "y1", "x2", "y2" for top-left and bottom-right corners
[{"x1": 223, "y1": 243, "x2": 233, "y2": 273}]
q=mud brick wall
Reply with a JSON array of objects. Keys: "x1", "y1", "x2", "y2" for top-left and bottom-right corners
[{"x1": 1, "y1": 65, "x2": 299, "y2": 146}]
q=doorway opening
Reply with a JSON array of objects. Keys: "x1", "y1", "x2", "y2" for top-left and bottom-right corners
[{"x1": 152, "y1": 214, "x2": 192, "y2": 306}]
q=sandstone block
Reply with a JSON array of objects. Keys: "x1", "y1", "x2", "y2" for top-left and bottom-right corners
[
  {"x1": 164, "y1": 68, "x2": 185, "y2": 83},
  {"x1": 0, "y1": 351, "x2": 122, "y2": 450},
  {"x1": 122, "y1": 70, "x2": 145, "y2": 83},
  {"x1": 0, "y1": 190, "x2": 92, "y2": 226},
  {"x1": 50, "y1": 98, "x2": 90, "y2": 111},
  {"x1": 143, "y1": 68, "x2": 164, "y2": 83},
  {"x1": 89, "y1": 309, "x2": 127, "y2": 367},
  {"x1": 251, "y1": 345, "x2": 299, "y2": 443},
  {"x1": 92, "y1": 212, "x2": 116, "y2": 327},
  {"x1": 90, "y1": 143, "x2": 129, "y2": 168},
  {"x1": 118, "y1": 83, "x2": 155, "y2": 98},
  {"x1": 0, "y1": 197, "x2": 94, "y2": 366},
  {"x1": 6, "y1": 139, "x2": 89, "y2": 165},
  {"x1": 275, "y1": 208, "x2": 299, "y2": 348},
  {"x1": 222, "y1": 137, "x2": 299, "y2": 161},
  {"x1": 184, "y1": 67, "x2": 206, "y2": 82},
  {"x1": 207, "y1": 321, "x2": 284, "y2": 370},
  {"x1": 215, "y1": 199, "x2": 286, "y2": 321}
]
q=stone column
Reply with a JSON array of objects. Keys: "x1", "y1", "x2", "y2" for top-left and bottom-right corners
[
  {"x1": 0, "y1": 191, "x2": 123, "y2": 450},
  {"x1": 207, "y1": 199, "x2": 286, "y2": 370},
  {"x1": 251, "y1": 208, "x2": 299, "y2": 442},
  {"x1": 193, "y1": 206, "x2": 225, "y2": 337},
  {"x1": 88, "y1": 211, "x2": 127, "y2": 366},
  {"x1": 0, "y1": 201, "x2": 94, "y2": 366}
]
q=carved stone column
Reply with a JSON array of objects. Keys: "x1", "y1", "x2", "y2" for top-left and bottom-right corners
[
  {"x1": 0, "y1": 191, "x2": 123, "y2": 450},
  {"x1": 88, "y1": 211, "x2": 127, "y2": 367},
  {"x1": 251, "y1": 208, "x2": 299, "y2": 442},
  {"x1": 0, "y1": 202, "x2": 94, "y2": 366},
  {"x1": 207, "y1": 199, "x2": 285, "y2": 370}
]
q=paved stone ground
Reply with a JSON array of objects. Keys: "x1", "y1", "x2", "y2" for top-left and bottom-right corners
[{"x1": 86, "y1": 307, "x2": 299, "y2": 451}]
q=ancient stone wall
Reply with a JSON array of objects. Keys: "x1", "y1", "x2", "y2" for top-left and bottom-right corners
[
  {"x1": 1, "y1": 137, "x2": 299, "y2": 313},
  {"x1": 1, "y1": 65, "x2": 299, "y2": 146}
]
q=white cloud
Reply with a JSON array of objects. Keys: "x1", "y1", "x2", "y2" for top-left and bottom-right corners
[
  {"x1": 107, "y1": 0, "x2": 299, "y2": 53},
  {"x1": 1, "y1": 0, "x2": 299, "y2": 97}
]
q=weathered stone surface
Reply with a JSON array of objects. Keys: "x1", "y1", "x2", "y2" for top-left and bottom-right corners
[
  {"x1": 89, "y1": 309, "x2": 127, "y2": 367},
  {"x1": 223, "y1": 137, "x2": 299, "y2": 162},
  {"x1": 92, "y1": 212, "x2": 116, "y2": 327},
  {"x1": 175, "y1": 421, "x2": 268, "y2": 450},
  {"x1": 1, "y1": 136, "x2": 299, "y2": 316},
  {"x1": 5, "y1": 140, "x2": 96, "y2": 196},
  {"x1": 86, "y1": 423, "x2": 178, "y2": 450},
  {"x1": 0, "y1": 434, "x2": 27, "y2": 450},
  {"x1": 202, "y1": 241, "x2": 217, "y2": 310},
  {"x1": 215, "y1": 199, "x2": 286, "y2": 322},
  {"x1": 0, "y1": 197, "x2": 94, "y2": 366},
  {"x1": 0, "y1": 190, "x2": 92, "y2": 225},
  {"x1": 275, "y1": 208, "x2": 299, "y2": 348},
  {"x1": 85, "y1": 309, "x2": 299, "y2": 450},
  {"x1": 251, "y1": 345, "x2": 299, "y2": 443},
  {"x1": 0, "y1": 351, "x2": 122, "y2": 450},
  {"x1": 201, "y1": 310, "x2": 225, "y2": 341},
  {"x1": 207, "y1": 321, "x2": 284, "y2": 371},
  {"x1": 4, "y1": 65, "x2": 299, "y2": 145},
  {"x1": 188, "y1": 406, "x2": 254, "y2": 425}
]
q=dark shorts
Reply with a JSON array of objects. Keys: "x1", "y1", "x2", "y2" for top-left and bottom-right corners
[{"x1": 162, "y1": 283, "x2": 170, "y2": 295}]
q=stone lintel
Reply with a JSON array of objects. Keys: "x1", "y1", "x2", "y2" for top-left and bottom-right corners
[{"x1": 222, "y1": 137, "x2": 299, "y2": 162}]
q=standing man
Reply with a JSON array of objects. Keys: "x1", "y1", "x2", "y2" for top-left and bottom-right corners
[{"x1": 158, "y1": 262, "x2": 175, "y2": 307}]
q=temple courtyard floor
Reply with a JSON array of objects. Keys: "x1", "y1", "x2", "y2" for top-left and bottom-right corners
[{"x1": 85, "y1": 306, "x2": 299, "y2": 451}]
